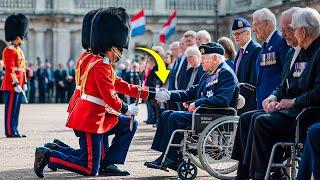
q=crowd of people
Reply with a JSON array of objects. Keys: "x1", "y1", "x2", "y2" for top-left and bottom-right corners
[
  {"x1": 0, "y1": 57, "x2": 77, "y2": 103},
  {"x1": 1, "y1": 5, "x2": 320, "y2": 180}
]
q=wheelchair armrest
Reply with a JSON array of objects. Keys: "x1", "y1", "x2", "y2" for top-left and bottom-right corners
[
  {"x1": 193, "y1": 106, "x2": 237, "y2": 116},
  {"x1": 238, "y1": 83, "x2": 256, "y2": 92},
  {"x1": 295, "y1": 106, "x2": 320, "y2": 143}
]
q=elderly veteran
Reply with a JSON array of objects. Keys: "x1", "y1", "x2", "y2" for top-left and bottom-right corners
[
  {"x1": 144, "y1": 42, "x2": 238, "y2": 171},
  {"x1": 252, "y1": 8, "x2": 290, "y2": 109},
  {"x1": 231, "y1": 17, "x2": 261, "y2": 114},
  {"x1": 231, "y1": 7, "x2": 302, "y2": 179},
  {"x1": 250, "y1": 8, "x2": 320, "y2": 179}
]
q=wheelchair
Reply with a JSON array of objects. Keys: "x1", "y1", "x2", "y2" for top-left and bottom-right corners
[
  {"x1": 150, "y1": 83, "x2": 255, "y2": 180},
  {"x1": 265, "y1": 107, "x2": 320, "y2": 180}
]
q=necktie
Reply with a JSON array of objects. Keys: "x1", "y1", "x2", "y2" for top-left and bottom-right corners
[{"x1": 235, "y1": 48, "x2": 244, "y2": 74}]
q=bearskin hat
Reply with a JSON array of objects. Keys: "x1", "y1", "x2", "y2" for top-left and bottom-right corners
[
  {"x1": 91, "y1": 7, "x2": 131, "y2": 55},
  {"x1": 5, "y1": 13, "x2": 29, "y2": 42},
  {"x1": 82, "y1": 9, "x2": 100, "y2": 50}
]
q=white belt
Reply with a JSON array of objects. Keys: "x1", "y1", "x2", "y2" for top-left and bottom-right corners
[
  {"x1": 76, "y1": 85, "x2": 81, "y2": 90},
  {"x1": 81, "y1": 93, "x2": 121, "y2": 116},
  {"x1": 81, "y1": 94, "x2": 106, "y2": 106}
]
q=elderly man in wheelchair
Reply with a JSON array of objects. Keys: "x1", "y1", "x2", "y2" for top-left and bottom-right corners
[{"x1": 144, "y1": 42, "x2": 241, "y2": 179}]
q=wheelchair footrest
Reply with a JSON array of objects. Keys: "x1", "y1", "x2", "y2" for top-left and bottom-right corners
[
  {"x1": 145, "y1": 163, "x2": 169, "y2": 172},
  {"x1": 271, "y1": 163, "x2": 289, "y2": 168}
]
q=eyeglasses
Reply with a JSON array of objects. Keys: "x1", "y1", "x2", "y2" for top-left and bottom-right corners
[
  {"x1": 232, "y1": 31, "x2": 246, "y2": 36},
  {"x1": 252, "y1": 21, "x2": 265, "y2": 29}
]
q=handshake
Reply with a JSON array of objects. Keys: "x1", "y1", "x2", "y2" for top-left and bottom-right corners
[{"x1": 155, "y1": 88, "x2": 171, "y2": 103}]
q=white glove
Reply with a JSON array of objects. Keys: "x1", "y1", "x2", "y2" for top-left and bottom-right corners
[
  {"x1": 155, "y1": 88, "x2": 171, "y2": 103},
  {"x1": 126, "y1": 103, "x2": 139, "y2": 116},
  {"x1": 23, "y1": 84, "x2": 28, "y2": 92},
  {"x1": 14, "y1": 85, "x2": 22, "y2": 93}
]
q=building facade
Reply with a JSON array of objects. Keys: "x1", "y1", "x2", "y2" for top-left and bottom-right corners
[{"x1": 0, "y1": 0, "x2": 318, "y2": 67}]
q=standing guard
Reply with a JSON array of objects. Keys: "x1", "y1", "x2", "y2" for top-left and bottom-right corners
[{"x1": 1, "y1": 13, "x2": 29, "y2": 138}]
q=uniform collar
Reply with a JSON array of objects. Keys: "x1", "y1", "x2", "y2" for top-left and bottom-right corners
[
  {"x1": 208, "y1": 61, "x2": 223, "y2": 75},
  {"x1": 304, "y1": 35, "x2": 320, "y2": 57}
]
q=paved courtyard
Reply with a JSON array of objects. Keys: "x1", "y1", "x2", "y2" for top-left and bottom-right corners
[{"x1": 0, "y1": 104, "x2": 213, "y2": 179}]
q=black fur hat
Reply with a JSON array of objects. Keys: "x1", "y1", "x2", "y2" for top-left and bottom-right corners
[
  {"x1": 5, "y1": 13, "x2": 29, "y2": 42},
  {"x1": 91, "y1": 7, "x2": 131, "y2": 55},
  {"x1": 82, "y1": 9, "x2": 100, "y2": 50}
]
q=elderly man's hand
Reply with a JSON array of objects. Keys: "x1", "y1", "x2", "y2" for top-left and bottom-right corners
[
  {"x1": 262, "y1": 96, "x2": 277, "y2": 112},
  {"x1": 188, "y1": 102, "x2": 196, "y2": 112},
  {"x1": 265, "y1": 101, "x2": 278, "y2": 112},
  {"x1": 275, "y1": 99, "x2": 295, "y2": 110}
]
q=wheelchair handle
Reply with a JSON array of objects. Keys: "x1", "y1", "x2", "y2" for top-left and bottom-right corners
[{"x1": 238, "y1": 83, "x2": 256, "y2": 92}]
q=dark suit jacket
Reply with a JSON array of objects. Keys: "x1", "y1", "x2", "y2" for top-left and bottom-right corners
[
  {"x1": 180, "y1": 65, "x2": 204, "y2": 90},
  {"x1": 272, "y1": 36, "x2": 320, "y2": 117},
  {"x1": 54, "y1": 69, "x2": 67, "y2": 88},
  {"x1": 256, "y1": 30, "x2": 290, "y2": 109},
  {"x1": 234, "y1": 40, "x2": 261, "y2": 114}
]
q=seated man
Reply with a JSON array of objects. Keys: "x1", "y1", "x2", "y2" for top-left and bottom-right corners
[
  {"x1": 145, "y1": 42, "x2": 238, "y2": 170},
  {"x1": 250, "y1": 8, "x2": 320, "y2": 179},
  {"x1": 297, "y1": 122, "x2": 320, "y2": 180}
]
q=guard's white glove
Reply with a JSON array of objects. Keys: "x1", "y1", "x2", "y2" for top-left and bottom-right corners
[
  {"x1": 126, "y1": 103, "x2": 139, "y2": 116},
  {"x1": 23, "y1": 84, "x2": 28, "y2": 92},
  {"x1": 14, "y1": 84, "x2": 22, "y2": 93},
  {"x1": 155, "y1": 88, "x2": 171, "y2": 103}
]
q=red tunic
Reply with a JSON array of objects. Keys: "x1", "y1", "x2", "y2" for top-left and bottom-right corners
[
  {"x1": 67, "y1": 51, "x2": 93, "y2": 113},
  {"x1": 1, "y1": 45, "x2": 27, "y2": 92},
  {"x1": 66, "y1": 55, "x2": 151, "y2": 134}
]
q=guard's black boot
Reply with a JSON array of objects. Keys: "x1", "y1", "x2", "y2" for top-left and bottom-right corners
[
  {"x1": 99, "y1": 164, "x2": 130, "y2": 176},
  {"x1": 34, "y1": 147, "x2": 50, "y2": 178}
]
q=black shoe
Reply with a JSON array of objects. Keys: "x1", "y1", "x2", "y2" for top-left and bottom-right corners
[
  {"x1": 7, "y1": 132, "x2": 27, "y2": 138},
  {"x1": 34, "y1": 147, "x2": 50, "y2": 178},
  {"x1": 99, "y1": 164, "x2": 130, "y2": 176},
  {"x1": 144, "y1": 154, "x2": 164, "y2": 167},
  {"x1": 145, "y1": 121, "x2": 157, "y2": 125},
  {"x1": 145, "y1": 156, "x2": 179, "y2": 171},
  {"x1": 53, "y1": 139, "x2": 69, "y2": 147},
  {"x1": 269, "y1": 168, "x2": 289, "y2": 180}
]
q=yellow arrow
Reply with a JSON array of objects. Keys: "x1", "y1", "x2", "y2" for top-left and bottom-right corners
[{"x1": 136, "y1": 47, "x2": 170, "y2": 84}]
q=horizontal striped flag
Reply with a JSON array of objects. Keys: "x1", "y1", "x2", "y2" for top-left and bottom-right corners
[
  {"x1": 131, "y1": 9, "x2": 146, "y2": 37},
  {"x1": 159, "y1": 11, "x2": 177, "y2": 45}
]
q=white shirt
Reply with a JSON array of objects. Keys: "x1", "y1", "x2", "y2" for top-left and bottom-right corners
[
  {"x1": 265, "y1": 28, "x2": 277, "y2": 44},
  {"x1": 241, "y1": 39, "x2": 252, "y2": 52},
  {"x1": 290, "y1": 46, "x2": 301, "y2": 70}
]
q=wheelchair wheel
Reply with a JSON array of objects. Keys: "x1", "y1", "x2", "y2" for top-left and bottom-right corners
[
  {"x1": 198, "y1": 116, "x2": 239, "y2": 179},
  {"x1": 177, "y1": 160, "x2": 198, "y2": 180}
]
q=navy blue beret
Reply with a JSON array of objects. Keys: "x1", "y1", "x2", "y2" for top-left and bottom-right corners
[
  {"x1": 199, "y1": 42, "x2": 225, "y2": 55},
  {"x1": 232, "y1": 17, "x2": 250, "y2": 31}
]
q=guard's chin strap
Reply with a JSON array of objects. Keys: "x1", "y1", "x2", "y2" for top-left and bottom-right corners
[{"x1": 111, "y1": 46, "x2": 123, "y2": 60}]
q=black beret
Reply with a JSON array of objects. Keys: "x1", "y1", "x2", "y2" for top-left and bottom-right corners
[
  {"x1": 199, "y1": 42, "x2": 225, "y2": 55},
  {"x1": 232, "y1": 17, "x2": 251, "y2": 31},
  {"x1": 82, "y1": 9, "x2": 100, "y2": 50},
  {"x1": 91, "y1": 7, "x2": 131, "y2": 55},
  {"x1": 5, "y1": 13, "x2": 29, "y2": 42}
]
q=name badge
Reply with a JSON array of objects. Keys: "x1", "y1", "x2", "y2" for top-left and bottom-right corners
[{"x1": 293, "y1": 62, "x2": 307, "y2": 77}]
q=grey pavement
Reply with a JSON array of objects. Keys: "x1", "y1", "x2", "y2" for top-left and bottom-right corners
[{"x1": 0, "y1": 104, "x2": 213, "y2": 179}]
